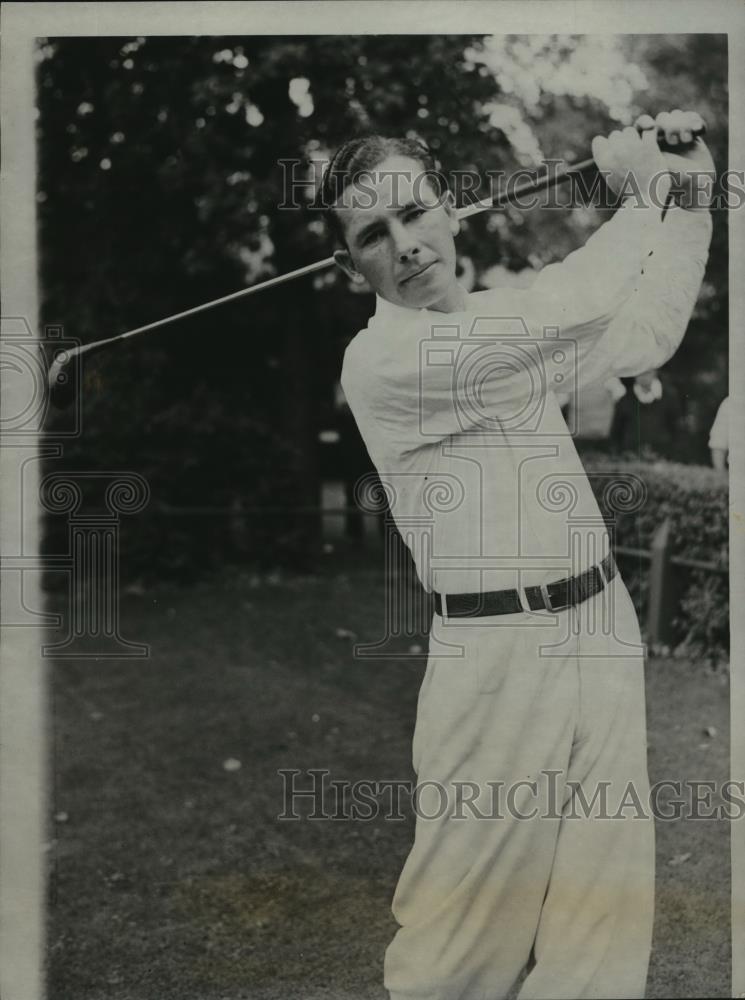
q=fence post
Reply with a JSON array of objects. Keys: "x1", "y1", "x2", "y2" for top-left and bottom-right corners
[{"x1": 647, "y1": 517, "x2": 676, "y2": 646}]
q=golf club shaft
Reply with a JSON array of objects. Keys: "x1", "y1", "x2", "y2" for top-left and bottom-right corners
[
  {"x1": 75, "y1": 256, "x2": 336, "y2": 358},
  {"x1": 71, "y1": 157, "x2": 596, "y2": 358},
  {"x1": 49, "y1": 120, "x2": 706, "y2": 396},
  {"x1": 457, "y1": 157, "x2": 594, "y2": 219},
  {"x1": 63, "y1": 159, "x2": 601, "y2": 364}
]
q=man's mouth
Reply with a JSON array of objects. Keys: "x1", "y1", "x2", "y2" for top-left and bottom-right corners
[{"x1": 400, "y1": 261, "x2": 437, "y2": 284}]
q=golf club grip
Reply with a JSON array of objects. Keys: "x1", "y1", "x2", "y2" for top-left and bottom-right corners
[{"x1": 641, "y1": 120, "x2": 706, "y2": 151}]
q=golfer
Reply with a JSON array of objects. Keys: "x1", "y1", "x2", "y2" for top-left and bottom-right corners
[{"x1": 321, "y1": 111, "x2": 713, "y2": 1000}]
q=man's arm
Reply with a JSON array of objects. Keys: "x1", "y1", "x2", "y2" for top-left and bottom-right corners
[
  {"x1": 525, "y1": 200, "x2": 663, "y2": 329},
  {"x1": 495, "y1": 115, "x2": 713, "y2": 390},
  {"x1": 570, "y1": 112, "x2": 714, "y2": 383},
  {"x1": 569, "y1": 205, "x2": 711, "y2": 386},
  {"x1": 342, "y1": 204, "x2": 711, "y2": 457}
]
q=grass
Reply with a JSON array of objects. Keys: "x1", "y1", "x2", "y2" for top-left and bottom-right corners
[{"x1": 47, "y1": 554, "x2": 730, "y2": 999}]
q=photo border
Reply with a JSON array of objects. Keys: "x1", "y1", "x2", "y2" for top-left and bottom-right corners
[{"x1": 1, "y1": 3, "x2": 742, "y2": 997}]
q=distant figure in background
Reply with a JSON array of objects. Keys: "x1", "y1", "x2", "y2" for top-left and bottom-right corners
[
  {"x1": 567, "y1": 376, "x2": 627, "y2": 452},
  {"x1": 609, "y1": 369, "x2": 682, "y2": 459},
  {"x1": 708, "y1": 395, "x2": 729, "y2": 470}
]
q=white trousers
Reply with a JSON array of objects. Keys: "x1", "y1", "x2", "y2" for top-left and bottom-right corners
[{"x1": 385, "y1": 578, "x2": 654, "y2": 1000}]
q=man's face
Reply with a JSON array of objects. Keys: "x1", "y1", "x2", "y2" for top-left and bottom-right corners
[{"x1": 332, "y1": 154, "x2": 462, "y2": 312}]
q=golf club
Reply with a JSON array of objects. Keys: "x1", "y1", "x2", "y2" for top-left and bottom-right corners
[{"x1": 47, "y1": 123, "x2": 706, "y2": 410}]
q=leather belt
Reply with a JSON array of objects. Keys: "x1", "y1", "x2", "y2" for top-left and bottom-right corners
[{"x1": 434, "y1": 554, "x2": 618, "y2": 619}]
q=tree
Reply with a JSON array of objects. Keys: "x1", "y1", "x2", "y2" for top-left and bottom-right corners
[{"x1": 37, "y1": 34, "x2": 728, "y2": 576}]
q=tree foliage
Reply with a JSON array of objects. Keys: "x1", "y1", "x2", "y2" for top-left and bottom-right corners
[{"x1": 36, "y1": 34, "x2": 728, "y2": 575}]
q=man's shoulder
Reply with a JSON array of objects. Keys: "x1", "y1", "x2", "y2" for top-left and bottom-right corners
[
  {"x1": 342, "y1": 323, "x2": 375, "y2": 364},
  {"x1": 464, "y1": 285, "x2": 537, "y2": 321},
  {"x1": 342, "y1": 309, "x2": 416, "y2": 377},
  {"x1": 340, "y1": 325, "x2": 379, "y2": 396}
]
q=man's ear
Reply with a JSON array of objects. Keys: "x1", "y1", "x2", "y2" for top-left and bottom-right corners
[
  {"x1": 443, "y1": 190, "x2": 460, "y2": 237},
  {"x1": 333, "y1": 249, "x2": 365, "y2": 284}
]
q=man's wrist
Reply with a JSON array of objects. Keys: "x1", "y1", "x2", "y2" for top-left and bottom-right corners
[
  {"x1": 619, "y1": 171, "x2": 672, "y2": 214},
  {"x1": 668, "y1": 170, "x2": 715, "y2": 212}
]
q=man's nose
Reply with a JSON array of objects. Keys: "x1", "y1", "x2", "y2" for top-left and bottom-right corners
[{"x1": 391, "y1": 223, "x2": 419, "y2": 261}]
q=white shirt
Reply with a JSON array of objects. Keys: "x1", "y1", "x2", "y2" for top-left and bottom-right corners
[{"x1": 341, "y1": 204, "x2": 712, "y2": 597}]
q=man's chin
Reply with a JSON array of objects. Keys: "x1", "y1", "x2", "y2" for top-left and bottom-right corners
[
  {"x1": 402, "y1": 281, "x2": 461, "y2": 312},
  {"x1": 397, "y1": 270, "x2": 449, "y2": 307},
  {"x1": 397, "y1": 288, "x2": 433, "y2": 309}
]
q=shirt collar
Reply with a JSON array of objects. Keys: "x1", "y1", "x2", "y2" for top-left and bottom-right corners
[
  {"x1": 372, "y1": 293, "x2": 425, "y2": 328},
  {"x1": 371, "y1": 283, "x2": 469, "y2": 328}
]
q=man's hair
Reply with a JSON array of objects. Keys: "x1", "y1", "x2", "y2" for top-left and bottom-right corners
[{"x1": 317, "y1": 134, "x2": 441, "y2": 247}]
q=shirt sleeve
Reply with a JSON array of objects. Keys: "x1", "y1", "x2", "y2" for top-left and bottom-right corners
[
  {"x1": 572, "y1": 206, "x2": 712, "y2": 387},
  {"x1": 526, "y1": 201, "x2": 664, "y2": 326},
  {"x1": 342, "y1": 205, "x2": 711, "y2": 457}
]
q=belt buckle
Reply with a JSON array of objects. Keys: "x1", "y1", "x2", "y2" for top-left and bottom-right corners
[
  {"x1": 600, "y1": 554, "x2": 616, "y2": 585},
  {"x1": 439, "y1": 592, "x2": 449, "y2": 620},
  {"x1": 539, "y1": 582, "x2": 559, "y2": 613}
]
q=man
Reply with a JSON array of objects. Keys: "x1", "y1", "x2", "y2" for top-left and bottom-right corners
[
  {"x1": 321, "y1": 112, "x2": 713, "y2": 999},
  {"x1": 709, "y1": 395, "x2": 729, "y2": 471}
]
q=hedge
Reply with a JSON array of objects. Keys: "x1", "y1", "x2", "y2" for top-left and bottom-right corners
[
  {"x1": 582, "y1": 452, "x2": 729, "y2": 667},
  {"x1": 41, "y1": 440, "x2": 729, "y2": 665}
]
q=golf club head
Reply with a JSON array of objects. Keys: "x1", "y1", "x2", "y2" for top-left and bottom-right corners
[{"x1": 47, "y1": 347, "x2": 78, "y2": 409}]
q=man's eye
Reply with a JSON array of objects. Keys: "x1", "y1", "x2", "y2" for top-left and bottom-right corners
[
  {"x1": 407, "y1": 208, "x2": 425, "y2": 220},
  {"x1": 362, "y1": 230, "x2": 382, "y2": 247}
]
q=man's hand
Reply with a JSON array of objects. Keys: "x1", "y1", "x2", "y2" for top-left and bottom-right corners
[
  {"x1": 592, "y1": 110, "x2": 715, "y2": 213},
  {"x1": 592, "y1": 121, "x2": 671, "y2": 211},
  {"x1": 637, "y1": 110, "x2": 715, "y2": 211}
]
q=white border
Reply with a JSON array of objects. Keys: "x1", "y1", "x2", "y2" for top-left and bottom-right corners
[{"x1": 1, "y1": 3, "x2": 742, "y2": 998}]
